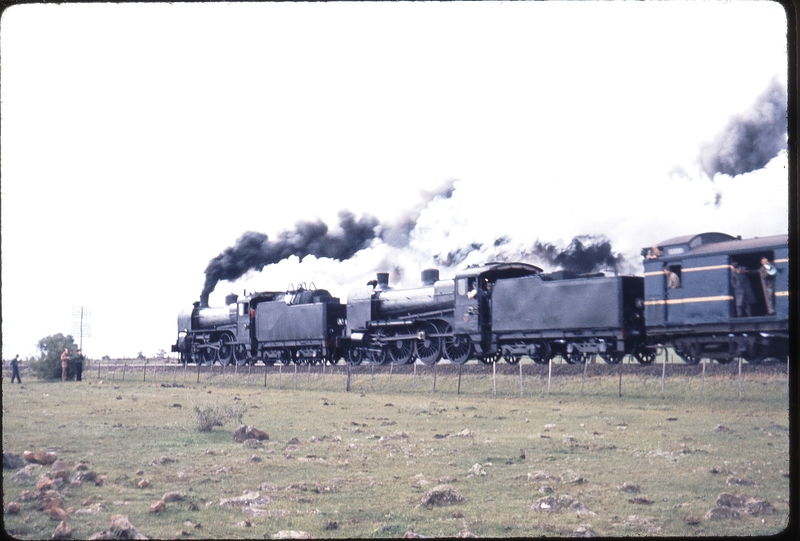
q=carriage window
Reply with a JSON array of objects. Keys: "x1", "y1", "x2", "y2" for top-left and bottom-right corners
[{"x1": 238, "y1": 303, "x2": 249, "y2": 317}]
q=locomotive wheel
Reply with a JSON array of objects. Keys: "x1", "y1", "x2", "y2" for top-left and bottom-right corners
[
  {"x1": 202, "y1": 346, "x2": 218, "y2": 365},
  {"x1": 477, "y1": 355, "x2": 496, "y2": 365},
  {"x1": 368, "y1": 347, "x2": 388, "y2": 365},
  {"x1": 529, "y1": 341, "x2": 552, "y2": 365},
  {"x1": 444, "y1": 333, "x2": 472, "y2": 365},
  {"x1": 633, "y1": 345, "x2": 656, "y2": 365},
  {"x1": 415, "y1": 321, "x2": 442, "y2": 365},
  {"x1": 567, "y1": 348, "x2": 587, "y2": 365},
  {"x1": 388, "y1": 334, "x2": 414, "y2": 365},
  {"x1": 218, "y1": 334, "x2": 234, "y2": 365},
  {"x1": 503, "y1": 353, "x2": 522, "y2": 365},
  {"x1": 234, "y1": 344, "x2": 248, "y2": 365},
  {"x1": 676, "y1": 349, "x2": 700, "y2": 365},
  {"x1": 347, "y1": 347, "x2": 364, "y2": 366},
  {"x1": 279, "y1": 348, "x2": 293, "y2": 366},
  {"x1": 261, "y1": 351, "x2": 276, "y2": 366},
  {"x1": 600, "y1": 351, "x2": 623, "y2": 364}
]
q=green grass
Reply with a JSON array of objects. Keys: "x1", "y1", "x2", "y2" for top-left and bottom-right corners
[{"x1": 2, "y1": 367, "x2": 790, "y2": 538}]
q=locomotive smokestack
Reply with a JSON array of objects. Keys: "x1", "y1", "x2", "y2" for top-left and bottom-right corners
[
  {"x1": 376, "y1": 272, "x2": 390, "y2": 290},
  {"x1": 200, "y1": 293, "x2": 209, "y2": 308},
  {"x1": 421, "y1": 268, "x2": 439, "y2": 286},
  {"x1": 225, "y1": 294, "x2": 239, "y2": 305}
]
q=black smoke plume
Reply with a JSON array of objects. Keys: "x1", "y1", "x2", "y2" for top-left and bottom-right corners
[
  {"x1": 698, "y1": 78, "x2": 787, "y2": 179},
  {"x1": 531, "y1": 236, "x2": 624, "y2": 275},
  {"x1": 202, "y1": 211, "x2": 379, "y2": 296}
]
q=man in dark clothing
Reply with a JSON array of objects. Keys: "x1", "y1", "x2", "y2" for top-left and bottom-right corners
[
  {"x1": 758, "y1": 257, "x2": 777, "y2": 315},
  {"x1": 731, "y1": 264, "x2": 756, "y2": 317},
  {"x1": 10, "y1": 354, "x2": 21, "y2": 383},
  {"x1": 75, "y1": 350, "x2": 84, "y2": 381}
]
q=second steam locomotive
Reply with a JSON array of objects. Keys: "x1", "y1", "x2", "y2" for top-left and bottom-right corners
[{"x1": 173, "y1": 231, "x2": 789, "y2": 366}]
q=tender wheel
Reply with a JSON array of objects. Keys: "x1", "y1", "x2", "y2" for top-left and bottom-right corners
[
  {"x1": 218, "y1": 334, "x2": 234, "y2": 365},
  {"x1": 445, "y1": 333, "x2": 472, "y2": 365},
  {"x1": 567, "y1": 347, "x2": 587, "y2": 365},
  {"x1": 388, "y1": 333, "x2": 414, "y2": 365},
  {"x1": 415, "y1": 321, "x2": 442, "y2": 365},
  {"x1": 503, "y1": 352, "x2": 522, "y2": 365},
  {"x1": 279, "y1": 348, "x2": 293, "y2": 366},
  {"x1": 676, "y1": 349, "x2": 700, "y2": 365},
  {"x1": 633, "y1": 345, "x2": 656, "y2": 365},
  {"x1": 600, "y1": 351, "x2": 623, "y2": 364},
  {"x1": 261, "y1": 350, "x2": 276, "y2": 366},
  {"x1": 716, "y1": 357, "x2": 734, "y2": 365},
  {"x1": 529, "y1": 341, "x2": 552, "y2": 365}
]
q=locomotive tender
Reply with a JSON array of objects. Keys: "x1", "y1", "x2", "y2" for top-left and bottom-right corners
[{"x1": 172, "y1": 231, "x2": 789, "y2": 366}]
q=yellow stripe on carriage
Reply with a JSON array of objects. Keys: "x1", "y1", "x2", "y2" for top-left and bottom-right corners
[{"x1": 644, "y1": 295, "x2": 733, "y2": 306}]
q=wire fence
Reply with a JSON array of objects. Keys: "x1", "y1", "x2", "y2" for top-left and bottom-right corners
[{"x1": 20, "y1": 351, "x2": 785, "y2": 402}]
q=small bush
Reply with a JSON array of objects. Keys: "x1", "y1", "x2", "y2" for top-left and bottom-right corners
[{"x1": 191, "y1": 402, "x2": 246, "y2": 431}]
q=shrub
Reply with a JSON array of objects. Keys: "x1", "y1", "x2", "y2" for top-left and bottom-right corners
[
  {"x1": 191, "y1": 402, "x2": 246, "y2": 431},
  {"x1": 29, "y1": 334, "x2": 79, "y2": 380}
]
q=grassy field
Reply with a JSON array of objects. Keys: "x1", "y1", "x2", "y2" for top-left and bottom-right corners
[{"x1": 2, "y1": 364, "x2": 791, "y2": 539}]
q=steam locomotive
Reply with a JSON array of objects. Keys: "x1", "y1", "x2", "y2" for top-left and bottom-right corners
[{"x1": 172, "y1": 232, "x2": 789, "y2": 366}]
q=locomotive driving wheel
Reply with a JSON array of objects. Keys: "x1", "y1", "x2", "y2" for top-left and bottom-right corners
[
  {"x1": 201, "y1": 346, "x2": 218, "y2": 365},
  {"x1": 444, "y1": 332, "x2": 472, "y2": 365},
  {"x1": 234, "y1": 344, "x2": 248, "y2": 365},
  {"x1": 218, "y1": 334, "x2": 234, "y2": 365},
  {"x1": 415, "y1": 321, "x2": 443, "y2": 365},
  {"x1": 388, "y1": 332, "x2": 414, "y2": 365}
]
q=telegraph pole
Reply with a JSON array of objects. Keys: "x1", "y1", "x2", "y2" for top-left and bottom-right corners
[{"x1": 71, "y1": 306, "x2": 92, "y2": 351}]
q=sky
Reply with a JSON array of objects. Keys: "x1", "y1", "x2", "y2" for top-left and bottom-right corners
[{"x1": 1, "y1": 1, "x2": 790, "y2": 360}]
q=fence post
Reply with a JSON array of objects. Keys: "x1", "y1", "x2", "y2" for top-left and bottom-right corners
[
  {"x1": 581, "y1": 356, "x2": 589, "y2": 395},
  {"x1": 412, "y1": 362, "x2": 417, "y2": 393},
  {"x1": 457, "y1": 364, "x2": 462, "y2": 395},
  {"x1": 738, "y1": 357, "x2": 743, "y2": 400},
  {"x1": 433, "y1": 364, "x2": 438, "y2": 392},
  {"x1": 321, "y1": 361, "x2": 325, "y2": 391},
  {"x1": 548, "y1": 357, "x2": 552, "y2": 394},
  {"x1": 122, "y1": 363, "x2": 126, "y2": 381},
  {"x1": 701, "y1": 358, "x2": 705, "y2": 396},
  {"x1": 492, "y1": 360, "x2": 496, "y2": 396},
  {"x1": 618, "y1": 356, "x2": 623, "y2": 397},
  {"x1": 346, "y1": 362, "x2": 351, "y2": 393},
  {"x1": 520, "y1": 361, "x2": 524, "y2": 397},
  {"x1": 387, "y1": 364, "x2": 393, "y2": 392},
  {"x1": 661, "y1": 349, "x2": 667, "y2": 399},
  {"x1": 143, "y1": 360, "x2": 147, "y2": 382},
  {"x1": 306, "y1": 362, "x2": 311, "y2": 390}
]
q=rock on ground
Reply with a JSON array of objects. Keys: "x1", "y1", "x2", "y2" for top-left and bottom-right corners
[
  {"x1": 421, "y1": 484, "x2": 466, "y2": 507},
  {"x1": 219, "y1": 492, "x2": 271, "y2": 508},
  {"x1": 233, "y1": 425, "x2": 269, "y2": 443},
  {"x1": 3, "y1": 452, "x2": 25, "y2": 469},
  {"x1": 272, "y1": 531, "x2": 311, "y2": 539},
  {"x1": 531, "y1": 495, "x2": 595, "y2": 516},
  {"x1": 52, "y1": 520, "x2": 73, "y2": 540}
]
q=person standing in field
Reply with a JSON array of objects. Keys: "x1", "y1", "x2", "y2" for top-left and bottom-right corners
[
  {"x1": 10, "y1": 354, "x2": 22, "y2": 384},
  {"x1": 60, "y1": 348, "x2": 70, "y2": 382},
  {"x1": 74, "y1": 349, "x2": 84, "y2": 381}
]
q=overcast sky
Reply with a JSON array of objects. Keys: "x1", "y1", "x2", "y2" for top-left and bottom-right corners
[{"x1": 1, "y1": 1, "x2": 789, "y2": 360}]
